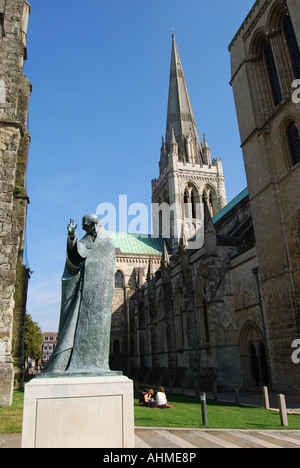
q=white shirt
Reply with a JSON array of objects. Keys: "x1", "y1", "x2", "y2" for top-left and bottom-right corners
[{"x1": 156, "y1": 391, "x2": 167, "y2": 406}]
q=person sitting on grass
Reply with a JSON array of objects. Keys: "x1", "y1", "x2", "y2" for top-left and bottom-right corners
[
  {"x1": 148, "y1": 389, "x2": 155, "y2": 406},
  {"x1": 156, "y1": 386, "x2": 174, "y2": 408},
  {"x1": 139, "y1": 388, "x2": 155, "y2": 407}
]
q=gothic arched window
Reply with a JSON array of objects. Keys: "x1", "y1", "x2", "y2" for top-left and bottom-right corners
[
  {"x1": 184, "y1": 189, "x2": 189, "y2": 204},
  {"x1": 159, "y1": 211, "x2": 163, "y2": 238},
  {"x1": 264, "y1": 41, "x2": 282, "y2": 106},
  {"x1": 114, "y1": 270, "x2": 124, "y2": 289},
  {"x1": 183, "y1": 186, "x2": 200, "y2": 220},
  {"x1": 184, "y1": 189, "x2": 189, "y2": 218},
  {"x1": 191, "y1": 191, "x2": 197, "y2": 219},
  {"x1": 287, "y1": 122, "x2": 300, "y2": 166},
  {"x1": 283, "y1": 14, "x2": 300, "y2": 79},
  {"x1": 113, "y1": 339, "x2": 121, "y2": 354}
]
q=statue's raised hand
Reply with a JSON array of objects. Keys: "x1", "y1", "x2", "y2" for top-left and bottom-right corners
[{"x1": 67, "y1": 218, "x2": 77, "y2": 238}]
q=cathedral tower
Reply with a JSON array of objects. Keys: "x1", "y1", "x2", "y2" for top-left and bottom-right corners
[
  {"x1": 229, "y1": 0, "x2": 300, "y2": 393},
  {"x1": 152, "y1": 35, "x2": 227, "y2": 248}
]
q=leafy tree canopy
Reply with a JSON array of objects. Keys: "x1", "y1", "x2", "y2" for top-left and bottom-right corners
[{"x1": 24, "y1": 313, "x2": 43, "y2": 363}]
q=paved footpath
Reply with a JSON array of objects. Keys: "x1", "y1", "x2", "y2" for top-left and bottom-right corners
[
  {"x1": 135, "y1": 428, "x2": 300, "y2": 449},
  {"x1": 1, "y1": 429, "x2": 300, "y2": 448}
]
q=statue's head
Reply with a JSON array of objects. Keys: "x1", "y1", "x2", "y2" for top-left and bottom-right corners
[{"x1": 82, "y1": 213, "x2": 99, "y2": 234}]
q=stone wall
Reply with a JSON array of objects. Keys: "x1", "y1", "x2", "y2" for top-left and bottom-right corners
[
  {"x1": 0, "y1": 0, "x2": 31, "y2": 406},
  {"x1": 110, "y1": 254, "x2": 161, "y2": 374}
]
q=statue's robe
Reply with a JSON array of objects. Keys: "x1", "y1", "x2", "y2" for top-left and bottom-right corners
[{"x1": 43, "y1": 226, "x2": 115, "y2": 375}]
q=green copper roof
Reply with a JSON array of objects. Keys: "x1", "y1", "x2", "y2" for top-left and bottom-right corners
[
  {"x1": 109, "y1": 232, "x2": 166, "y2": 256},
  {"x1": 212, "y1": 187, "x2": 249, "y2": 224}
]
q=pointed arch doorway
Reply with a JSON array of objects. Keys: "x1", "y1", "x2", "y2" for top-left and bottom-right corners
[{"x1": 239, "y1": 322, "x2": 270, "y2": 389}]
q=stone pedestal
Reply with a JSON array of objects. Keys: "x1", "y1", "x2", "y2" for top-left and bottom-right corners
[{"x1": 21, "y1": 375, "x2": 135, "y2": 448}]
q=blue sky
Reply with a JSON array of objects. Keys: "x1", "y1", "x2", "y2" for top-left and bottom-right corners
[{"x1": 24, "y1": 0, "x2": 254, "y2": 331}]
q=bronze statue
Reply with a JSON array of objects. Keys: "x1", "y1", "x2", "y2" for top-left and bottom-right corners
[{"x1": 41, "y1": 214, "x2": 120, "y2": 376}]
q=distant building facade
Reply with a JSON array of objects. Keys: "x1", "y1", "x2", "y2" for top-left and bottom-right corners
[
  {"x1": 40, "y1": 332, "x2": 58, "y2": 366},
  {"x1": 0, "y1": 0, "x2": 31, "y2": 406}
]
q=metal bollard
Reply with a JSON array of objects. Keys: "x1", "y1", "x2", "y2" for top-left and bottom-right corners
[{"x1": 201, "y1": 393, "x2": 208, "y2": 426}]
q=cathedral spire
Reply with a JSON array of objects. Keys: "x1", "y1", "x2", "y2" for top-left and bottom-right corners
[{"x1": 165, "y1": 34, "x2": 203, "y2": 165}]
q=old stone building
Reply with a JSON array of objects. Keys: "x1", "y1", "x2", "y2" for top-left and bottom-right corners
[
  {"x1": 0, "y1": 0, "x2": 31, "y2": 406},
  {"x1": 110, "y1": 0, "x2": 300, "y2": 395},
  {"x1": 229, "y1": 0, "x2": 300, "y2": 393},
  {"x1": 110, "y1": 33, "x2": 270, "y2": 392}
]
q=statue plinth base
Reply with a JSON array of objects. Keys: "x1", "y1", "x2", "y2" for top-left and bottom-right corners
[{"x1": 21, "y1": 375, "x2": 135, "y2": 448}]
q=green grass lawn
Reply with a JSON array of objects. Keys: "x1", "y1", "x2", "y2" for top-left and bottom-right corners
[
  {"x1": 134, "y1": 392, "x2": 300, "y2": 431},
  {"x1": 0, "y1": 392, "x2": 24, "y2": 434},
  {"x1": 1, "y1": 391, "x2": 300, "y2": 434}
]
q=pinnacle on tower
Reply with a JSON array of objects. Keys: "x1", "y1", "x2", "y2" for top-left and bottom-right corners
[
  {"x1": 169, "y1": 127, "x2": 178, "y2": 155},
  {"x1": 161, "y1": 241, "x2": 170, "y2": 268},
  {"x1": 203, "y1": 133, "x2": 212, "y2": 165},
  {"x1": 147, "y1": 257, "x2": 154, "y2": 281}
]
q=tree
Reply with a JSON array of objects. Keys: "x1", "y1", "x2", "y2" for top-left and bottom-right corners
[{"x1": 24, "y1": 313, "x2": 43, "y2": 366}]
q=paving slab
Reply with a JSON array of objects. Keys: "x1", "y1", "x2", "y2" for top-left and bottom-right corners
[
  {"x1": 134, "y1": 428, "x2": 300, "y2": 449},
  {"x1": 0, "y1": 434, "x2": 22, "y2": 449},
  {"x1": 1, "y1": 429, "x2": 300, "y2": 449}
]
